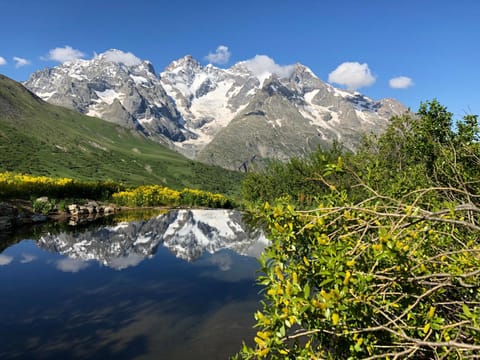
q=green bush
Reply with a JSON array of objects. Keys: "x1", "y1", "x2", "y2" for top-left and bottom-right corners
[
  {"x1": 237, "y1": 189, "x2": 480, "y2": 359},
  {"x1": 32, "y1": 198, "x2": 55, "y2": 214}
]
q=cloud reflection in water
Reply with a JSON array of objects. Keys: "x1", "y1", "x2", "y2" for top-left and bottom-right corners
[{"x1": 0, "y1": 254, "x2": 13, "y2": 265}]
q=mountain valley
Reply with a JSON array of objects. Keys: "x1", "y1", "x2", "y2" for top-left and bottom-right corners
[{"x1": 0, "y1": 74, "x2": 242, "y2": 194}]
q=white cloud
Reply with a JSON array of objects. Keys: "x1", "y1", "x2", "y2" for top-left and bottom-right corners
[
  {"x1": 109, "y1": 253, "x2": 145, "y2": 270},
  {"x1": 21, "y1": 253, "x2": 37, "y2": 264},
  {"x1": 0, "y1": 254, "x2": 13, "y2": 266},
  {"x1": 205, "y1": 45, "x2": 231, "y2": 65},
  {"x1": 0, "y1": 56, "x2": 6, "y2": 66},
  {"x1": 389, "y1": 76, "x2": 414, "y2": 89},
  {"x1": 242, "y1": 55, "x2": 295, "y2": 82},
  {"x1": 13, "y1": 56, "x2": 30, "y2": 68},
  {"x1": 328, "y1": 61, "x2": 376, "y2": 91},
  {"x1": 208, "y1": 252, "x2": 233, "y2": 271},
  {"x1": 45, "y1": 45, "x2": 85, "y2": 63},
  {"x1": 100, "y1": 49, "x2": 141, "y2": 66},
  {"x1": 56, "y1": 258, "x2": 89, "y2": 273}
]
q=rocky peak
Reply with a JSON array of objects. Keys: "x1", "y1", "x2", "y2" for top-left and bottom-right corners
[
  {"x1": 164, "y1": 55, "x2": 202, "y2": 74},
  {"x1": 24, "y1": 49, "x2": 187, "y2": 144},
  {"x1": 262, "y1": 77, "x2": 304, "y2": 105},
  {"x1": 133, "y1": 61, "x2": 157, "y2": 76},
  {"x1": 281, "y1": 63, "x2": 325, "y2": 95}
]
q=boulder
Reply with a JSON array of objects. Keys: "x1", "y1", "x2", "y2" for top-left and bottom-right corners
[
  {"x1": 35, "y1": 196, "x2": 49, "y2": 203},
  {"x1": 85, "y1": 206, "x2": 96, "y2": 214},
  {"x1": 31, "y1": 214, "x2": 48, "y2": 223},
  {"x1": 0, "y1": 202, "x2": 18, "y2": 230},
  {"x1": 103, "y1": 206, "x2": 115, "y2": 214},
  {"x1": 68, "y1": 204, "x2": 80, "y2": 214}
]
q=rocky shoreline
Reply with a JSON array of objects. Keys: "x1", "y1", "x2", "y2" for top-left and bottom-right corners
[{"x1": 0, "y1": 199, "x2": 120, "y2": 232}]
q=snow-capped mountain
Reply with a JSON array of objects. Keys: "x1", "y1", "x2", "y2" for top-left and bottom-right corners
[
  {"x1": 25, "y1": 49, "x2": 190, "y2": 143},
  {"x1": 159, "y1": 55, "x2": 261, "y2": 157},
  {"x1": 24, "y1": 49, "x2": 407, "y2": 169},
  {"x1": 195, "y1": 65, "x2": 406, "y2": 169},
  {"x1": 37, "y1": 209, "x2": 268, "y2": 269}
]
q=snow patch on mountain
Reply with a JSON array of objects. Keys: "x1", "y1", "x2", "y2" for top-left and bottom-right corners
[
  {"x1": 130, "y1": 75, "x2": 149, "y2": 84},
  {"x1": 35, "y1": 90, "x2": 56, "y2": 100},
  {"x1": 304, "y1": 89, "x2": 320, "y2": 103},
  {"x1": 95, "y1": 89, "x2": 122, "y2": 105}
]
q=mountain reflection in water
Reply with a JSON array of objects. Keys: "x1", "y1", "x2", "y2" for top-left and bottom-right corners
[
  {"x1": 0, "y1": 209, "x2": 267, "y2": 360},
  {"x1": 39, "y1": 209, "x2": 268, "y2": 269}
]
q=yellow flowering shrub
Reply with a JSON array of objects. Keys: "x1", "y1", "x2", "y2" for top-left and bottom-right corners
[
  {"x1": 112, "y1": 185, "x2": 181, "y2": 207},
  {"x1": 0, "y1": 172, "x2": 122, "y2": 200},
  {"x1": 111, "y1": 185, "x2": 235, "y2": 208}
]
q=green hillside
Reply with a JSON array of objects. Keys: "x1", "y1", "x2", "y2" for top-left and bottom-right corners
[{"x1": 0, "y1": 74, "x2": 242, "y2": 195}]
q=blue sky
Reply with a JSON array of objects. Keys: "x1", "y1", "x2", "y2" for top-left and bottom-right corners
[{"x1": 0, "y1": 0, "x2": 479, "y2": 118}]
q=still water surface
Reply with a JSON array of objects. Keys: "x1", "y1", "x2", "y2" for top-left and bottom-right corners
[{"x1": 0, "y1": 209, "x2": 267, "y2": 359}]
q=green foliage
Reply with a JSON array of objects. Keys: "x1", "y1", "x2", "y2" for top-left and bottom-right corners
[
  {"x1": 241, "y1": 143, "x2": 352, "y2": 206},
  {"x1": 32, "y1": 198, "x2": 56, "y2": 215},
  {"x1": 237, "y1": 100, "x2": 480, "y2": 359},
  {"x1": 237, "y1": 190, "x2": 480, "y2": 359},
  {"x1": 239, "y1": 189, "x2": 480, "y2": 359},
  {"x1": 357, "y1": 100, "x2": 480, "y2": 200},
  {"x1": 415, "y1": 100, "x2": 454, "y2": 172}
]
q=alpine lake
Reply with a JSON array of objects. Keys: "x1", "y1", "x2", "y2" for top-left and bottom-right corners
[{"x1": 0, "y1": 209, "x2": 268, "y2": 360}]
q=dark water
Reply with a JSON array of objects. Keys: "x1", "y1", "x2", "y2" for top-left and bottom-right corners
[{"x1": 0, "y1": 209, "x2": 267, "y2": 360}]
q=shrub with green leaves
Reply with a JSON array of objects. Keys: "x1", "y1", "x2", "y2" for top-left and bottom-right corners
[
  {"x1": 235, "y1": 100, "x2": 480, "y2": 359},
  {"x1": 32, "y1": 198, "x2": 55, "y2": 215},
  {"x1": 236, "y1": 186, "x2": 480, "y2": 359}
]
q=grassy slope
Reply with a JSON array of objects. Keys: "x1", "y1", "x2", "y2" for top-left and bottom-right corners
[{"x1": 0, "y1": 74, "x2": 242, "y2": 196}]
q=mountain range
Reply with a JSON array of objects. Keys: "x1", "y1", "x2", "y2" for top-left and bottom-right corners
[{"x1": 24, "y1": 49, "x2": 407, "y2": 170}]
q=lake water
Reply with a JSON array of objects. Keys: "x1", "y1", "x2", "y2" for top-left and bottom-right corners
[{"x1": 0, "y1": 209, "x2": 268, "y2": 360}]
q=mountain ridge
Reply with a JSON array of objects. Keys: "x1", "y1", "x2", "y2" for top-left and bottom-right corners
[{"x1": 24, "y1": 50, "x2": 408, "y2": 170}]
